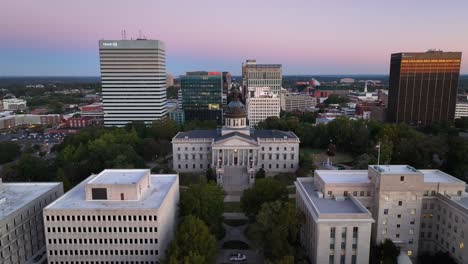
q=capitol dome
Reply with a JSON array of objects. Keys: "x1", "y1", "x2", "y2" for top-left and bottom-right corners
[{"x1": 225, "y1": 90, "x2": 247, "y2": 118}]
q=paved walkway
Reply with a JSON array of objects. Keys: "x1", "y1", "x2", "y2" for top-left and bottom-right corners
[
  {"x1": 216, "y1": 214, "x2": 263, "y2": 264},
  {"x1": 224, "y1": 194, "x2": 241, "y2": 202}
]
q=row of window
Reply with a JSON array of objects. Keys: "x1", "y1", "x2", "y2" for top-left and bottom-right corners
[
  {"x1": 46, "y1": 215, "x2": 157, "y2": 222},
  {"x1": 48, "y1": 238, "x2": 157, "y2": 245},
  {"x1": 49, "y1": 249, "x2": 158, "y2": 256},
  {"x1": 50, "y1": 262, "x2": 156, "y2": 264},
  {"x1": 177, "y1": 146, "x2": 210, "y2": 152},
  {"x1": 261, "y1": 163, "x2": 295, "y2": 169},
  {"x1": 260, "y1": 153, "x2": 295, "y2": 160},
  {"x1": 328, "y1": 254, "x2": 357, "y2": 264},
  {"x1": 47, "y1": 226, "x2": 157, "y2": 233},
  {"x1": 327, "y1": 190, "x2": 372, "y2": 197}
]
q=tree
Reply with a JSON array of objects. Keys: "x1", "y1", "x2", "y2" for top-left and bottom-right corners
[
  {"x1": 205, "y1": 168, "x2": 216, "y2": 182},
  {"x1": 150, "y1": 118, "x2": 180, "y2": 140},
  {"x1": 0, "y1": 141, "x2": 20, "y2": 164},
  {"x1": 249, "y1": 201, "x2": 304, "y2": 259},
  {"x1": 375, "y1": 239, "x2": 399, "y2": 264},
  {"x1": 353, "y1": 153, "x2": 374, "y2": 169},
  {"x1": 179, "y1": 182, "x2": 224, "y2": 237},
  {"x1": 164, "y1": 215, "x2": 217, "y2": 264},
  {"x1": 255, "y1": 168, "x2": 266, "y2": 179},
  {"x1": 241, "y1": 178, "x2": 288, "y2": 220},
  {"x1": 323, "y1": 94, "x2": 350, "y2": 105}
]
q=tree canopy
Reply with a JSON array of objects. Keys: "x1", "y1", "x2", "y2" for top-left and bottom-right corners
[
  {"x1": 241, "y1": 178, "x2": 289, "y2": 220},
  {"x1": 0, "y1": 141, "x2": 21, "y2": 164},
  {"x1": 248, "y1": 201, "x2": 304, "y2": 260},
  {"x1": 164, "y1": 215, "x2": 217, "y2": 264},
  {"x1": 179, "y1": 182, "x2": 224, "y2": 237}
]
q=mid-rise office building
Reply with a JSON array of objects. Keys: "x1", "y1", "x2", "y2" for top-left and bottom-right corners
[
  {"x1": 44, "y1": 169, "x2": 179, "y2": 264},
  {"x1": 387, "y1": 51, "x2": 462, "y2": 126},
  {"x1": 296, "y1": 165, "x2": 468, "y2": 264},
  {"x1": 166, "y1": 74, "x2": 174, "y2": 87},
  {"x1": 455, "y1": 95, "x2": 468, "y2": 119},
  {"x1": 0, "y1": 179, "x2": 63, "y2": 264},
  {"x1": 242, "y1": 59, "x2": 282, "y2": 97},
  {"x1": 222, "y1": 72, "x2": 232, "y2": 106},
  {"x1": 99, "y1": 40, "x2": 167, "y2": 127},
  {"x1": 180, "y1": 71, "x2": 223, "y2": 125},
  {"x1": 246, "y1": 87, "x2": 280, "y2": 128},
  {"x1": 281, "y1": 92, "x2": 317, "y2": 112},
  {"x1": 2, "y1": 98, "x2": 27, "y2": 111}
]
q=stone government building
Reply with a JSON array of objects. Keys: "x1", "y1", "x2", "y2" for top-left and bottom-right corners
[{"x1": 172, "y1": 93, "x2": 300, "y2": 192}]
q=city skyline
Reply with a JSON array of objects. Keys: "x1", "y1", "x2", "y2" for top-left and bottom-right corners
[{"x1": 1, "y1": 0, "x2": 467, "y2": 76}]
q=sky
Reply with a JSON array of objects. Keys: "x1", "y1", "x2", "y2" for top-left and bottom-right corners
[{"x1": 1, "y1": 0, "x2": 467, "y2": 76}]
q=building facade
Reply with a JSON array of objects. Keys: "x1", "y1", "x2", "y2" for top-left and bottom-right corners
[
  {"x1": 172, "y1": 93, "x2": 299, "y2": 192},
  {"x1": 242, "y1": 60, "x2": 282, "y2": 97},
  {"x1": 0, "y1": 179, "x2": 63, "y2": 264},
  {"x1": 387, "y1": 51, "x2": 462, "y2": 126},
  {"x1": 44, "y1": 169, "x2": 179, "y2": 264},
  {"x1": 180, "y1": 71, "x2": 223, "y2": 125},
  {"x1": 455, "y1": 101, "x2": 468, "y2": 119},
  {"x1": 281, "y1": 92, "x2": 317, "y2": 112},
  {"x1": 2, "y1": 98, "x2": 27, "y2": 111},
  {"x1": 296, "y1": 165, "x2": 468, "y2": 264},
  {"x1": 99, "y1": 40, "x2": 167, "y2": 127},
  {"x1": 246, "y1": 87, "x2": 280, "y2": 128}
]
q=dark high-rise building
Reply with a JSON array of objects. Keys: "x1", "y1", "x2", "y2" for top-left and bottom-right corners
[
  {"x1": 181, "y1": 71, "x2": 223, "y2": 124},
  {"x1": 387, "y1": 51, "x2": 462, "y2": 126},
  {"x1": 222, "y1": 71, "x2": 232, "y2": 105}
]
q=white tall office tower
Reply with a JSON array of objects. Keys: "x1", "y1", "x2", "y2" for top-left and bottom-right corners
[
  {"x1": 99, "y1": 40, "x2": 167, "y2": 127},
  {"x1": 246, "y1": 87, "x2": 281, "y2": 128}
]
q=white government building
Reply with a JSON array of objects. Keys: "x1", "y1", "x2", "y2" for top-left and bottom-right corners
[
  {"x1": 0, "y1": 179, "x2": 63, "y2": 264},
  {"x1": 296, "y1": 165, "x2": 468, "y2": 264},
  {"x1": 43, "y1": 169, "x2": 179, "y2": 264},
  {"x1": 172, "y1": 93, "x2": 299, "y2": 192}
]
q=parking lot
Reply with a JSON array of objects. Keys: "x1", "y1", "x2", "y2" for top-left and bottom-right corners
[{"x1": 0, "y1": 129, "x2": 64, "y2": 145}]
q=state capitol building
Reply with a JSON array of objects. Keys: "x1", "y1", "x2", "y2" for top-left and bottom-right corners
[{"x1": 172, "y1": 91, "x2": 300, "y2": 191}]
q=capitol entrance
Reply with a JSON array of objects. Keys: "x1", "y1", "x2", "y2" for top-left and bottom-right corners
[{"x1": 222, "y1": 166, "x2": 250, "y2": 194}]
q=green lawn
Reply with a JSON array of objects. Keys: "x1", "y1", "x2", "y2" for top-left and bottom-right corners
[
  {"x1": 301, "y1": 147, "x2": 354, "y2": 164},
  {"x1": 224, "y1": 201, "x2": 242, "y2": 213}
]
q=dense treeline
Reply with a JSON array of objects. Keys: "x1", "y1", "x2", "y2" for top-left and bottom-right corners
[{"x1": 257, "y1": 116, "x2": 468, "y2": 181}]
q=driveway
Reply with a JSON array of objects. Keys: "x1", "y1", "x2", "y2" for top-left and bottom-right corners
[{"x1": 217, "y1": 213, "x2": 264, "y2": 264}]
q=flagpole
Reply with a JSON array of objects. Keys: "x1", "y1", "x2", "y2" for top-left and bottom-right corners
[{"x1": 377, "y1": 142, "x2": 381, "y2": 165}]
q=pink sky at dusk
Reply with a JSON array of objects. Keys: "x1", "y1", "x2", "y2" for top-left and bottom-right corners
[{"x1": 1, "y1": 0, "x2": 467, "y2": 76}]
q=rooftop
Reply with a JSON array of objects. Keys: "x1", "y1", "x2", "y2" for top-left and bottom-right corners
[
  {"x1": 298, "y1": 178, "x2": 370, "y2": 215},
  {"x1": 454, "y1": 197, "x2": 468, "y2": 210},
  {"x1": 46, "y1": 174, "x2": 177, "y2": 210},
  {"x1": 173, "y1": 129, "x2": 298, "y2": 140},
  {"x1": 420, "y1": 170, "x2": 465, "y2": 184},
  {"x1": 372, "y1": 165, "x2": 419, "y2": 174},
  {"x1": 0, "y1": 182, "x2": 61, "y2": 219},
  {"x1": 88, "y1": 169, "x2": 148, "y2": 185},
  {"x1": 316, "y1": 170, "x2": 370, "y2": 184}
]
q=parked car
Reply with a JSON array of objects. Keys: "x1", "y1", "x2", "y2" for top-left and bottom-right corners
[{"x1": 229, "y1": 253, "x2": 247, "y2": 262}]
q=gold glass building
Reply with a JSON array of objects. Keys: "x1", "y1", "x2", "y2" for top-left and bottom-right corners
[{"x1": 387, "y1": 51, "x2": 462, "y2": 126}]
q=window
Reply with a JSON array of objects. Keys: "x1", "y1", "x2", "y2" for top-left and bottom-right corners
[
  {"x1": 329, "y1": 255, "x2": 334, "y2": 264},
  {"x1": 400, "y1": 176, "x2": 405, "y2": 181},
  {"x1": 91, "y1": 188, "x2": 107, "y2": 200},
  {"x1": 330, "y1": 227, "x2": 336, "y2": 238},
  {"x1": 384, "y1": 209, "x2": 389, "y2": 215},
  {"x1": 398, "y1": 201, "x2": 402, "y2": 206},
  {"x1": 120, "y1": 193, "x2": 124, "y2": 200}
]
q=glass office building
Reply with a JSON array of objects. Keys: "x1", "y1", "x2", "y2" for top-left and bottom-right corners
[
  {"x1": 181, "y1": 71, "x2": 223, "y2": 125},
  {"x1": 388, "y1": 51, "x2": 462, "y2": 126}
]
